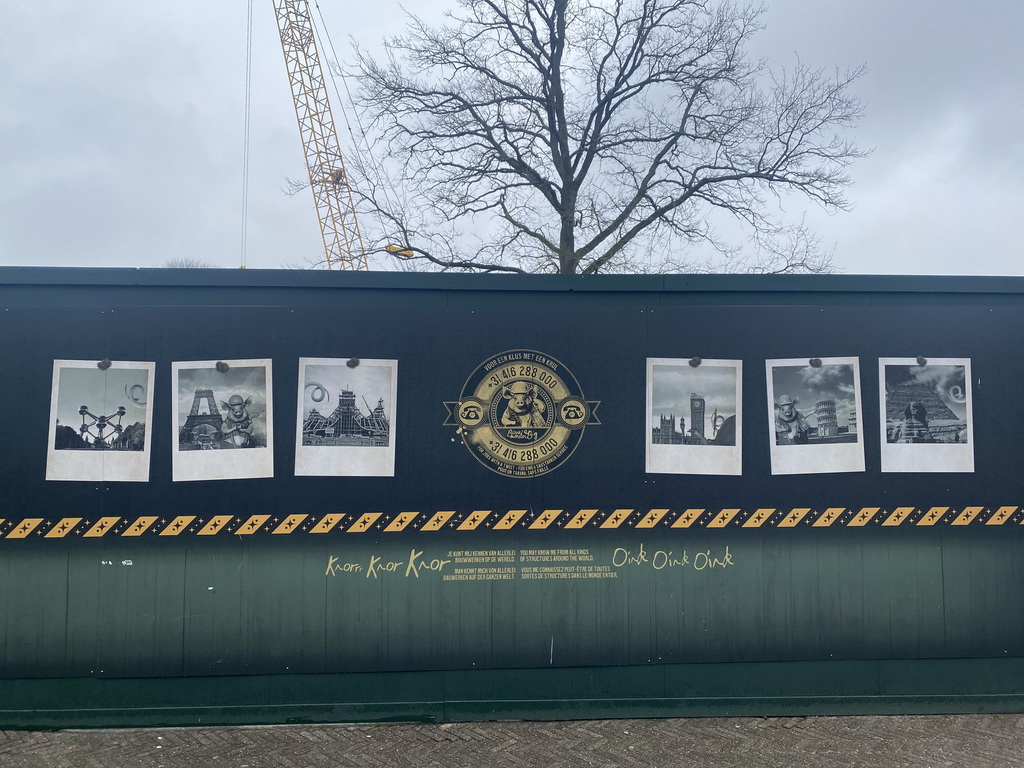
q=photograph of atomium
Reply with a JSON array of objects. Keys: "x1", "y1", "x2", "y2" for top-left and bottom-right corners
[{"x1": 52, "y1": 366, "x2": 149, "y2": 452}]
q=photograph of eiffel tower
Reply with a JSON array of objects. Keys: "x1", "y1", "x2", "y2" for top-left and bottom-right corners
[
  {"x1": 178, "y1": 388, "x2": 225, "y2": 449},
  {"x1": 175, "y1": 364, "x2": 268, "y2": 451},
  {"x1": 171, "y1": 360, "x2": 274, "y2": 482}
]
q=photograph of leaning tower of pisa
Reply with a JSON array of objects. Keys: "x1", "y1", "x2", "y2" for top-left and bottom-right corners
[{"x1": 766, "y1": 357, "x2": 865, "y2": 476}]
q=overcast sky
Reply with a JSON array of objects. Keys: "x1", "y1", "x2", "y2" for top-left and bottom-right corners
[{"x1": 2, "y1": 1, "x2": 1022, "y2": 275}]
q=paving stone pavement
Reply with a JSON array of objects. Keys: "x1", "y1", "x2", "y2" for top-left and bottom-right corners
[{"x1": 3, "y1": 715, "x2": 1024, "y2": 767}]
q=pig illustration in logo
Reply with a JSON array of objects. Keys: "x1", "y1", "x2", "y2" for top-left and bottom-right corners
[{"x1": 500, "y1": 380, "x2": 546, "y2": 428}]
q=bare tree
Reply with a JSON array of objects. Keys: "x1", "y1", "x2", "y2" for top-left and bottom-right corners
[
  {"x1": 348, "y1": 0, "x2": 865, "y2": 275},
  {"x1": 163, "y1": 257, "x2": 223, "y2": 269}
]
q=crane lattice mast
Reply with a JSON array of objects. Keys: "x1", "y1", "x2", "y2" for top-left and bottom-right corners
[{"x1": 273, "y1": 0, "x2": 367, "y2": 270}]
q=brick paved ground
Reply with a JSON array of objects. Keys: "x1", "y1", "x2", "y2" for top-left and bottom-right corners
[{"x1": 3, "y1": 715, "x2": 1024, "y2": 767}]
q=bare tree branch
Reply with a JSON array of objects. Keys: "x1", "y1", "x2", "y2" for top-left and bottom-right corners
[
  {"x1": 163, "y1": 257, "x2": 223, "y2": 269},
  {"x1": 345, "y1": 0, "x2": 865, "y2": 275}
]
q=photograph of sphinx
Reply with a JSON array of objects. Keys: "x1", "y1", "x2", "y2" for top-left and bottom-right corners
[
  {"x1": 879, "y1": 358, "x2": 974, "y2": 473},
  {"x1": 883, "y1": 363, "x2": 969, "y2": 444}
]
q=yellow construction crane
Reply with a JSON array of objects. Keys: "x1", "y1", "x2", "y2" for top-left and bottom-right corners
[{"x1": 273, "y1": 0, "x2": 367, "y2": 270}]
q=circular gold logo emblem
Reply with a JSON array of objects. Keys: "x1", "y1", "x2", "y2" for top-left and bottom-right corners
[{"x1": 446, "y1": 350, "x2": 599, "y2": 478}]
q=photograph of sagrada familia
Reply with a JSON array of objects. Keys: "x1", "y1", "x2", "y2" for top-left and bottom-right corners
[
  {"x1": 302, "y1": 389, "x2": 390, "y2": 447},
  {"x1": 300, "y1": 362, "x2": 391, "y2": 448}
]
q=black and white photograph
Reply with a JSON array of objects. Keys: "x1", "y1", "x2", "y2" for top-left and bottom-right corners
[
  {"x1": 766, "y1": 357, "x2": 865, "y2": 475},
  {"x1": 646, "y1": 358, "x2": 742, "y2": 475},
  {"x1": 45, "y1": 359, "x2": 155, "y2": 482},
  {"x1": 172, "y1": 359, "x2": 273, "y2": 482},
  {"x1": 880, "y1": 357, "x2": 973, "y2": 473},
  {"x1": 295, "y1": 358, "x2": 397, "y2": 477}
]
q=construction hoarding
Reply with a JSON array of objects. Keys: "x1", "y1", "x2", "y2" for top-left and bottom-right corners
[{"x1": 1, "y1": 268, "x2": 1022, "y2": 725}]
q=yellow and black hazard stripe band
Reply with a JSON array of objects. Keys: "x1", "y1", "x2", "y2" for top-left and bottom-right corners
[{"x1": 0, "y1": 506, "x2": 1022, "y2": 540}]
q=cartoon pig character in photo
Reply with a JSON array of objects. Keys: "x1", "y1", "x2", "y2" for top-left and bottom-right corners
[
  {"x1": 221, "y1": 394, "x2": 257, "y2": 448},
  {"x1": 774, "y1": 394, "x2": 810, "y2": 445}
]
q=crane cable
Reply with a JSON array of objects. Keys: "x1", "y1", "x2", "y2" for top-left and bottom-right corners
[
  {"x1": 239, "y1": 0, "x2": 254, "y2": 269},
  {"x1": 312, "y1": 1, "x2": 408, "y2": 270}
]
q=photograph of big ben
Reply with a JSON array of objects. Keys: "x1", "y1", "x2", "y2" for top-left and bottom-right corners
[{"x1": 646, "y1": 358, "x2": 742, "y2": 475}]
